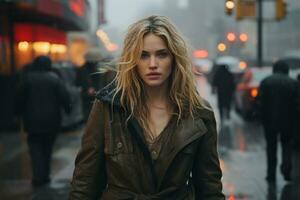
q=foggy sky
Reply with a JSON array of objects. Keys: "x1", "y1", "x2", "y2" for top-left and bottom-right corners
[
  {"x1": 104, "y1": 0, "x2": 190, "y2": 48},
  {"x1": 106, "y1": 0, "x2": 165, "y2": 30}
]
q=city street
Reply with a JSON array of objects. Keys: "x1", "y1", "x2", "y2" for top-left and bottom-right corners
[
  {"x1": 0, "y1": 75, "x2": 299, "y2": 200},
  {"x1": 1, "y1": 0, "x2": 300, "y2": 199}
]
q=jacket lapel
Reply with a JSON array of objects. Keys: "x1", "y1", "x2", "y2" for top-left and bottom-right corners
[
  {"x1": 157, "y1": 116, "x2": 208, "y2": 189},
  {"x1": 171, "y1": 116, "x2": 207, "y2": 153},
  {"x1": 127, "y1": 117, "x2": 158, "y2": 191}
]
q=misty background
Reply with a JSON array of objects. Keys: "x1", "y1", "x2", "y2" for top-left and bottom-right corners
[{"x1": 102, "y1": 0, "x2": 300, "y2": 63}]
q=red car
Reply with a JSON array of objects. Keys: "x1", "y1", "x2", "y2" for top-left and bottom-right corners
[{"x1": 234, "y1": 67, "x2": 272, "y2": 119}]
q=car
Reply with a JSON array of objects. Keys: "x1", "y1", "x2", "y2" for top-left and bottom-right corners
[
  {"x1": 53, "y1": 62, "x2": 84, "y2": 130},
  {"x1": 234, "y1": 66, "x2": 272, "y2": 119}
]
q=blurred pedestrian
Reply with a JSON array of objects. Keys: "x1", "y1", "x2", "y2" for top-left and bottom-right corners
[
  {"x1": 256, "y1": 60, "x2": 298, "y2": 185},
  {"x1": 294, "y1": 74, "x2": 300, "y2": 150},
  {"x1": 212, "y1": 64, "x2": 235, "y2": 122},
  {"x1": 16, "y1": 56, "x2": 71, "y2": 187},
  {"x1": 291, "y1": 73, "x2": 300, "y2": 184},
  {"x1": 69, "y1": 15, "x2": 224, "y2": 199},
  {"x1": 76, "y1": 62, "x2": 98, "y2": 121}
]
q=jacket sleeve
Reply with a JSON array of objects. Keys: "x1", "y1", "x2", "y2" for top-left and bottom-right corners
[
  {"x1": 69, "y1": 99, "x2": 107, "y2": 200},
  {"x1": 192, "y1": 111, "x2": 225, "y2": 200}
]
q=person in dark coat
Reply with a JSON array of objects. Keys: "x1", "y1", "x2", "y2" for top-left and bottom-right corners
[
  {"x1": 76, "y1": 60, "x2": 101, "y2": 121},
  {"x1": 291, "y1": 74, "x2": 300, "y2": 184},
  {"x1": 17, "y1": 56, "x2": 71, "y2": 186},
  {"x1": 69, "y1": 15, "x2": 224, "y2": 200},
  {"x1": 212, "y1": 64, "x2": 235, "y2": 122},
  {"x1": 76, "y1": 61, "x2": 98, "y2": 118},
  {"x1": 294, "y1": 74, "x2": 300, "y2": 150},
  {"x1": 256, "y1": 60, "x2": 298, "y2": 184},
  {"x1": 76, "y1": 59, "x2": 117, "y2": 122}
]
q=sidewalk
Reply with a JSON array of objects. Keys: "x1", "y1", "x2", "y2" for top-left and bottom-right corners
[{"x1": 0, "y1": 128, "x2": 83, "y2": 200}]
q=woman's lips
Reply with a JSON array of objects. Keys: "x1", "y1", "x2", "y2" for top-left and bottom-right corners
[{"x1": 146, "y1": 72, "x2": 161, "y2": 80}]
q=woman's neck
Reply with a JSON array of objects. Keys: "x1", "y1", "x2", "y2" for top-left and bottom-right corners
[{"x1": 145, "y1": 85, "x2": 170, "y2": 110}]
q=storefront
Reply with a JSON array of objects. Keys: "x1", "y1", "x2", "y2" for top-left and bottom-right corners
[
  {"x1": 0, "y1": 0, "x2": 90, "y2": 75},
  {"x1": 0, "y1": 0, "x2": 91, "y2": 131}
]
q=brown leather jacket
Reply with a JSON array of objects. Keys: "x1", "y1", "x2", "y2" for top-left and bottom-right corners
[{"x1": 69, "y1": 89, "x2": 225, "y2": 200}]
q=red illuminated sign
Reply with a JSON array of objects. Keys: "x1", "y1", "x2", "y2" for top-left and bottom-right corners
[
  {"x1": 14, "y1": 24, "x2": 66, "y2": 44},
  {"x1": 69, "y1": 0, "x2": 85, "y2": 17}
]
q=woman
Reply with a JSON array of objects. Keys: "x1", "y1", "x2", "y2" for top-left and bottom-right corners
[{"x1": 69, "y1": 15, "x2": 225, "y2": 200}]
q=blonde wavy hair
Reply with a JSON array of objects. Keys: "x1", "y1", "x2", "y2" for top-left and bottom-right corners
[{"x1": 114, "y1": 15, "x2": 206, "y2": 135}]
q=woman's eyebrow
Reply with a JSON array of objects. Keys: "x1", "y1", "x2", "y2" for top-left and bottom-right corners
[
  {"x1": 156, "y1": 49, "x2": 169, "y2": 53},
  {"x1": 141, "y1": 49, "x2": 169, "y2": 53}
]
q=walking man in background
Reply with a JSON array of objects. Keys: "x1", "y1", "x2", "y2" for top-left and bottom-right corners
[
  {"x1": 212, "y1": 64, "x2": 235, "y2": 123},
  {"x1": 256, "y1": 60, "x2": 298, "y2": 185},
  {"x1": 16, "y1": 56, "x2": 71, "y2": 187}
]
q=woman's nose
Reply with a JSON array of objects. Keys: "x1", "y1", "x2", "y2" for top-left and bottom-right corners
[{"x1": 149, "y1": 56, "x2": 157, "y2": 68}]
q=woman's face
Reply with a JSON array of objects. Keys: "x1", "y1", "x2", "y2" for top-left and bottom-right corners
[{"x1": 136, "y1": 33, "x2": 173, "y2": 88}]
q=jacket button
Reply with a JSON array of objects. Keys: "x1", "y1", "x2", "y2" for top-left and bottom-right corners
[
  {"x1": 117, "y1": 142, "x2": 123, "y2": 149},
  {"x1": 151, "y1": 151, "x2": 158, "y2": 159}
]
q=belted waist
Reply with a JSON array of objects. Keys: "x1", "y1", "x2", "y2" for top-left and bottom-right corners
[{"x1": 102, "y1": 184, "x2": 192, "y2": 200}]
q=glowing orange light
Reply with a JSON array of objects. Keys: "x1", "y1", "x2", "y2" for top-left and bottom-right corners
[
  {"x1": 239, "y1": 33, "x2": 248, "y2": 42},
  {"x1": 239, "y1": 61, "x2": 247, "y2": 70},
  {"x1": 225, "y1": 1, "x2": 235, "y2": 9},
  {"x1": 33, "y1": 42, "x2": 50, "y2": 54},
  {"x1": 227, "y1": 32, "x2": 236, "y2": 42},
  {"x1": 107, "y1": 43, "x2": 119, "y2": 52},
  {"x1": 18, "y1": 41, "x2": 29, "y2": 51},
  {"x1": 50, "y1": 44, "x2": 67, "y2": 54},
  {"x1": 96, "y1": 29, "x2": 119, "y2": 52},
  {"x1": 250, "y1": 88, "x2": 258, "y2": 98},
  {"x1": 217, "y1": 43, "x2": 226, "y2": 52},
  {"x1": 228, "y1": 194, "x2": 236, "y2": 200},
  {"x1": 193, "y1": 50, "x2": 208, "y2": 58}
]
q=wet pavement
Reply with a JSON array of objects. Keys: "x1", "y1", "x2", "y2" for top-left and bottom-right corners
[
  {"x1": 0, "y1": 129, "x2": 82, "y2": 200},
  {"x1": 0, "y1": 75, "x2": 299, "y2": 200}
]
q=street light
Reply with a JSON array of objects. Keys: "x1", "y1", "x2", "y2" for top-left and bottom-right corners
[
  {"x1": 217, "y1": 43, "x2": 227, "y2": 52},
  {"x1": 239, "y1": 33, "x2": 248, "y2": 42},
  {"x1": 225, "y1": 0, "x2": 235, "y2": 15},
  {"x1": 227, "y1": 32, "x2": 236, "y2": 42}
]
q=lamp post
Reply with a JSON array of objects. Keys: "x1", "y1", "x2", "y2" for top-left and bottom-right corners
[{"x1": 257, "y1": 0, "x2": 263, "y2": 67}]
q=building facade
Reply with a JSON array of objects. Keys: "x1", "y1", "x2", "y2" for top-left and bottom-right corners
[
  {"x1": 0, "y1": 0, "x2": 91, "y2": 75},
  {"x1": 0, "y1": 0, "x2": 106, "y2": 131}
]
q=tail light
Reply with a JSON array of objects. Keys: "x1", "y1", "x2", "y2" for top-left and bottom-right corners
[{"x1": 250, "y1": 88, "x2": 258, "y2": 98}]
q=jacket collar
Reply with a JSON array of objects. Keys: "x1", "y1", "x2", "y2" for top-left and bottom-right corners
[{"x1": 96, "y1": 82, "x2": 122, "y2": 107}]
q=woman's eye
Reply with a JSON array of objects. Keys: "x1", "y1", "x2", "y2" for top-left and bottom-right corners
[
  {"x1": 157, "y1": 52, "x2": 168, "y2": 58},
  {"x1": 140, "y1": 53, "x2": 149, "y2": 59}
]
